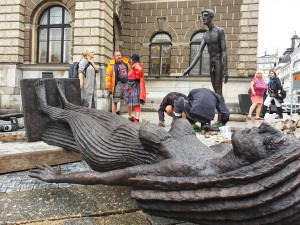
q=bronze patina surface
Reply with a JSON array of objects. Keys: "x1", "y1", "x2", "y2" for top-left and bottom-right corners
[{"x1": 25, "y1": 79, "x2": 300, "y2": 225}]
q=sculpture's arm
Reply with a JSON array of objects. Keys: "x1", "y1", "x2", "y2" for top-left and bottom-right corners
[
  {"x1": 29, "y1": 159, "x2": 190, "y2": 186},
  {"x1": 183, "y1": 39, "x2": 206, "y2": 76},
  {"x1": 219, "y1": 28, "x2": 228, "y2": 83},
  {"x1": 29, "y1": 164, "x2": 131, "y2": 185}
]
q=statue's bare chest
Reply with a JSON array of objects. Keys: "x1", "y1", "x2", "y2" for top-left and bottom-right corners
[{"x1": 205, "y1": 30, "x2": 220, "y2": 45}]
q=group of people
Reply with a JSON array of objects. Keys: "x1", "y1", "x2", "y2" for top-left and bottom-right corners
[
  {"x1": 247, "y1": 70, "x2": 284, "y2": 120},
  {"x1": 77, "y1": 49, "x2": 230, "y2": 132},
  {"x1": 76, "y1": 8, "x2": 230, "y2": 131},
  {"x1": 78, "y1": 49, "x2": 146, "y2": 123}
]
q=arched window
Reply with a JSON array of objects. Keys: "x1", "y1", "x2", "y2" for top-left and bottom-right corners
[
  {"x1": 150, "y1": 33, "x2": 172, "y2": 75},
  {"x1": 189, "y1": 31, "x2": 209, "y2": 76},
  {"x1": 37, "y1": 6, "x2": 71, "y2": 63}
]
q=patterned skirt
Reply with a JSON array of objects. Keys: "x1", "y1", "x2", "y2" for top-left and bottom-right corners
[{"x1": 128, "y1": 80, "x2": 141, "y2": 106}]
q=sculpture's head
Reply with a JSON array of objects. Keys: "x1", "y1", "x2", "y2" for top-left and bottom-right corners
[
  {"x1": 231, "y1": 123, "x2": 287, "y2": 163},
  {"x1": 201, "y1": 9, "x2": 214, "y2": 25}
]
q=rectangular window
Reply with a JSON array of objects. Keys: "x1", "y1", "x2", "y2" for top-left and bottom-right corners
[
  {"x1": 150, "y1": 45, "x2": 161, "y2": 75},
  {"x1": 38, "y1": 28, "x2": 47, "y2": 63},
  {"x1": 49, "y1": 28, "x2": 62, "y2": 63}
]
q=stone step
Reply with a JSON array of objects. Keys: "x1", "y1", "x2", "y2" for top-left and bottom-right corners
[{"x1": 0, "y1": 137, "x2": 82, "y2": 174}]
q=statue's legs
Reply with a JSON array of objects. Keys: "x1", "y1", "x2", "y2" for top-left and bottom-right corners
[
  {"x1": 210, "y1": 61, "x2": 224, "y2": 122},
  {"x1": 55, "y1": 79, "x2": 129, "y2": 131},
  {"x1": 210, "y1": 61, "x2": 224, "y2": 100},
  {"x1": 35, "y1": 80, "x2": 157, "y2": 172}
]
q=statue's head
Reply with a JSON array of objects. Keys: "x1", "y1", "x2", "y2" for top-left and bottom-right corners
[
  {"x1": 201, "y1": 9, "x2": 214, "y2": 25},
  {"x1": 231, "y1": 123, "x2": 286, "y2": 163}
]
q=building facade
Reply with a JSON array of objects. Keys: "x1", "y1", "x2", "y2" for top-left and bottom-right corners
[
  {"x1": 290, "y1": 47, "x2": 300, "y2": 102},
  {"x1": 0, "y1": 0, "x2": 259, "y2": 112},
  {"x1": 275, "y1": 34, "x2": 300, "y2": 101},
  {"x1": 256, "y1": 52, "x2": 278, "y2": 82}
]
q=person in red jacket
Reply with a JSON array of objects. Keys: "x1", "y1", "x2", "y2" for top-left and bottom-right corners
[{"x1": 127, "y1": 54, "x2": 146, "y2": 123}]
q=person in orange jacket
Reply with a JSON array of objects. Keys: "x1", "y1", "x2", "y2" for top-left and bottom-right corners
[
  {"x1": 127, "y1": 54, "x2": 146, "y2": 123},
  {"x1": 105, "y1": 51, "x2": 132, "y2": 119}
]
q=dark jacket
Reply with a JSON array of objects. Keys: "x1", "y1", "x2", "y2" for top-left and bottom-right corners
[
  {"x1": 268, "y1": 77, "x2": 283, "y2": 103},
  {"x1": 186, "y1": 88, "x2": 230, "y2": 124},
  {"x1": 158, "y1": 92, "x2": 187, "y2": 121}
]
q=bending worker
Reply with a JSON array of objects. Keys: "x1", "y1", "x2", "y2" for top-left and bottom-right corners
[
  {"x1": 174, "y1": 88, "x2": 230, "y2": 131},
  {"x1": 158, "y1": 92, "x2": 187, "y2": 127}
]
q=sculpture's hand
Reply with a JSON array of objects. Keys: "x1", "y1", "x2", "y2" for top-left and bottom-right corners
[
  {"x1": 183, "y1": 69, "x2": 189, "y2": 76},
  {"x1": 224, "y1": 71, "x2": 229, "y2": 84},
  {"x1": 29, "y1": 164, "x2": 62, "y2": 183}
]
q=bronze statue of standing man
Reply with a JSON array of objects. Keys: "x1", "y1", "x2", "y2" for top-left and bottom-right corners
[{"x1": 184, "y1": 9, "x2": 228, "y2": 101}]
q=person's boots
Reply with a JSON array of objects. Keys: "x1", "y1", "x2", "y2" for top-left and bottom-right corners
[
  {"x1": 260, "y1": 105, "x2": 268, "y2": 118},
  {"x1": 275, "y1": 107, "x2": 283, "y2": 119}
]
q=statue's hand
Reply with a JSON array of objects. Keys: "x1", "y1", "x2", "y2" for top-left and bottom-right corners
[
  {"x1": 224, "y1": 72, "x2": 229, "y2": 84},
  {"x1": 29, "y1": 164, "x2": 62, "y2": 183},
  {"x1": 183, "y1": 69, "x2": 189, "y2": 76}
]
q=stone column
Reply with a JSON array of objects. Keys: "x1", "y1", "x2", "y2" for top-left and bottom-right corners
[
  {"x1": 238, "y1": 0, "x2": 259, "y2": 77},
  {"x1": 0, "y1": 0, "x2": 25, "y2": 109},
  {"x1": 73, "y1": 0, "x2": 114, "y2": 110}
]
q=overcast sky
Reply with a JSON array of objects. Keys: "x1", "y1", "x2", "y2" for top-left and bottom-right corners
[{"x1": 257, "y1": 0, "x2": 300, "y2": 56}]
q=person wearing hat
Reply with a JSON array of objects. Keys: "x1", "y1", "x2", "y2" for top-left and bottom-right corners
[{"x1": 127, "y1": 53, "x2": 146, "y2": 123}]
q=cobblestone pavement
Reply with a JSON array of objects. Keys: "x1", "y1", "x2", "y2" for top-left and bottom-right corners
[
  {"x1": 0, "y1": 161, "x2": 91, "y2": 193},
  {"x1": 0, "y1": 112, "x2": 289, "y2": 194}
]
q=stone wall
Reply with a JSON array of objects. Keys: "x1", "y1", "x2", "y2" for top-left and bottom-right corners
[
  {"x1": 0, "y1": 0, "x2": 259, "y2": 111},
  {"x1": 0, "y1": 0, "x2": 25, "y2": 108},
  {"x1": 73, "y1": 0, "x2": 113, "y2": 64},
  {"x1": 0, "y1": 0, "x2": 25, "y2": 63},
  {"x1": 120, "y1": 0, "x2": 258, "y2": 77}
]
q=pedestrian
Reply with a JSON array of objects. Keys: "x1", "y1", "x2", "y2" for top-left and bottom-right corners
[
  {"x1": 105, "y1": 51, "x2": 132, "y2": 119},
  {"x1": 157, "y1": 92, "x2": 187, "y2": 127},
  {"x1": 174, "y1": 88, "x2": 230, "y2": 131},
  {"x1": 246, "y1": 70, "x2": 268, "y2": 120},
  {"x1": 260, "y1": 70, "x2": 284, "y2": 119},
  {"x1": 78, "y1": 49, "x2": 99, "y2": 108},
  {"x1": 127, "y1": 53, "x2": 146, "y2": 123}
]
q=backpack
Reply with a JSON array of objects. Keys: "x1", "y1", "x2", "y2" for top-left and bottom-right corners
[
  {"x1": 68, "y1": 60, "x2": 90, "y2": 78},
  {"x1": 68, "y1": 62, "x2": 80, "y2": 78}
]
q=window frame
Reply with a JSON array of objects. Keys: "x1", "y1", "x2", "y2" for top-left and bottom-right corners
[
  {"x1": 189, "y1": 31, "x2": 210, "y2": 77},
  {"x1": 149, "y1": 32, "x2": 172, "y2": 76},
  {"x1": 37, "y1": 5, "x2": 71, "y2": 63}
]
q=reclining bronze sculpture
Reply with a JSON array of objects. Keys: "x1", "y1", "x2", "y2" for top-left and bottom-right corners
[{"x1": 29, "y1": 80, "x2": 300, "y2": 224}]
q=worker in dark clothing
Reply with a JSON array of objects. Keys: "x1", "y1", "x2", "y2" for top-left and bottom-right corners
[
  {"x1": 174, "y1": 88, "x2": 230, "y2": 131},
  {"x1": 158, "y1": 92, "x2": 187, "y2": 127}
]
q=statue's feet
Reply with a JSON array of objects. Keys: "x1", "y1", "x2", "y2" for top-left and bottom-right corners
[
  {"x1": 34, "y1": 80, "x2": 47, "y2": 112},
  {"x1": 56, "y1": 79, "x2": 68, "y2": 106}
]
